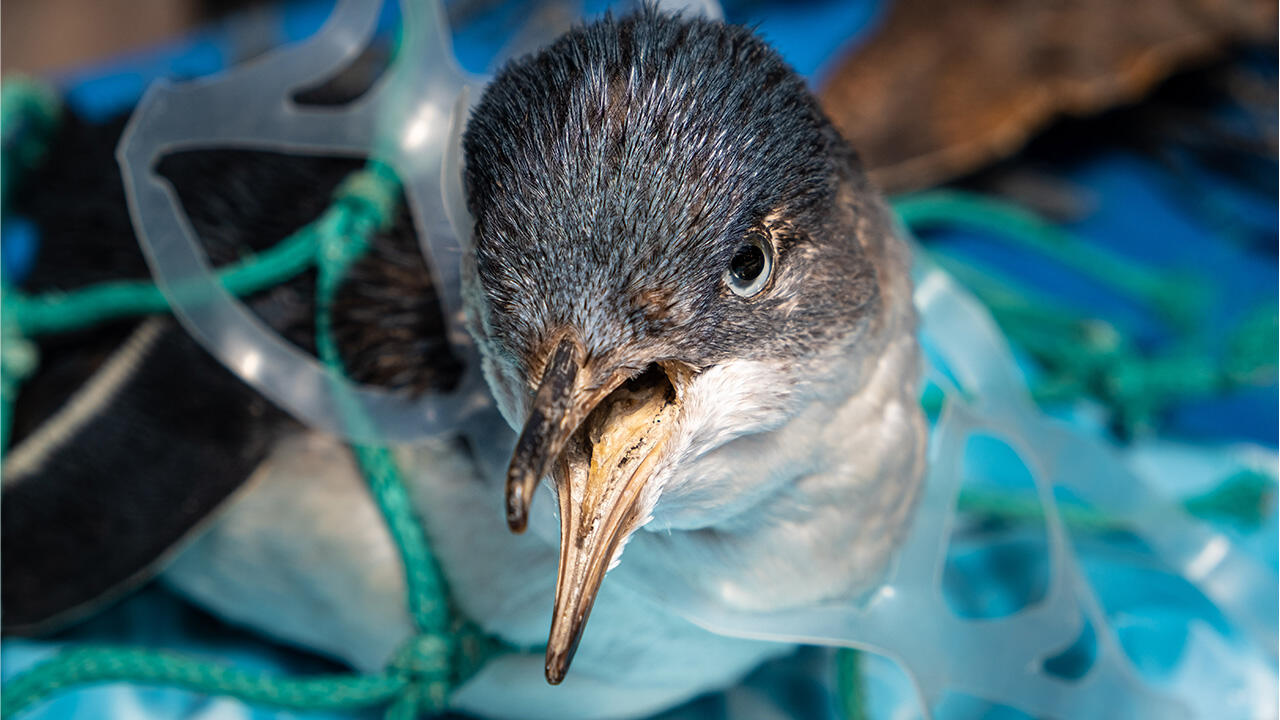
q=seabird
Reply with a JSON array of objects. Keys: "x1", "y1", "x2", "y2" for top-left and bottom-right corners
[
  {"x1": 3, "y1": 8, "x2": 926, "y2": 717},
  {"x1": 461, "y1": 7, "x2": 926, "y2": 684}
]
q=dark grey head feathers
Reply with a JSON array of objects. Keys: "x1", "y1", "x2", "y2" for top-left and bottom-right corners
[{"x1": 463, "y1": 9, "x2": 892, "y2": 386}]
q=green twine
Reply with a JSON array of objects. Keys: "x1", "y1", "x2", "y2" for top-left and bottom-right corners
[
  {"x1": 1, "y1": 78, "x2": 62, "y2": 447},
  {"x1": 1, "y1": 161, "x2": 490, "y2": 719},
  {"x1": 1, "y1": 77, "x2": 61, "y2": 210},
  {"x1": 0, "y1": 72, "x2": 483, "y2": 718},
  {"x1": 2, "y1": 82, "x2": 1273, "y2": 720},
  {"x1": 1224, "y1": 305, "x2": 1280, "y2": 386},
  {"x1": 956, "y1": 468, "x2": 1275, "y2": 533},
  {"x1": 309, "y1": 160, "x2": 456, "y2": 640},
  {"x1": 895, "y1": 190, "x2": 1207, "y2": 329},
  {"x1": 1182, "y1": 469, "x2": 1276, "y2": 529},
  {"x1": 831, "y1": 467, "x2": 1274, "y2": 720},
  {"x1": 0, "y1": 285, "x2": 39, "y2": 449},
  {"x1": 0, "y1": 649, "x2": 408, "y2": 719},
  {"x1": 6, "y1": 229, "x2": 318, "y2": 336},
  {"x1": 835, "y1": 649, "x2": 868, "y2": 720},
  {"x1": 1, "y1": 168, "x2": 337, "y2": 451},
  {"x1": 308, "y1": 159, "x2": 483, "y2": 717},
  {"x1": 897, "y1": 190, "x2": 1278, "y2": 436}
]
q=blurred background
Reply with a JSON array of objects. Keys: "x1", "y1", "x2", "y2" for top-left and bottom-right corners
[{"x1": 1, "y1": 1, "x2": 1276, "y2": 719}]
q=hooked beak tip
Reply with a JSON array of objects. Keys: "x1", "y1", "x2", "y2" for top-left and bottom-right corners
[
  {"x1": 506, "y1": 512, "x2": 528, "y2": 534},
  {"x1": 505, "y1": 472, "x2": 532, "y2": 533},
  {"x1": 544, "y1": 650, "x2": 572, "y2": 685}
]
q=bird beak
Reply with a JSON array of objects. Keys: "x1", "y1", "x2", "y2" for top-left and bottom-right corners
[{"x1": 505, "y1": 333, "x2": 683, "y2": 684}]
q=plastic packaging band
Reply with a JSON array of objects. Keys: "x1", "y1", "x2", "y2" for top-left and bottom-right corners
[
  {"x1": 119, "y1": 0, "x2": 493, "y2": 445},
  {"x1": 117, "y1": 1, "x2": 1274, "y2": 717},
  {"x1": 591, "y1": 258, "x2": 1276, "y2": 719}
]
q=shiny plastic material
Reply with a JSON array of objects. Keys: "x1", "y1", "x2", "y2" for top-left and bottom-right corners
[
  {"x1": 119, "y1": 2, "x2": 1276, "y2": 717},
  {"x1": 605, "y1": 257, "x2": 1277, "y2": 718},
  {"x1": 119, "y1": 0, "x2": 497, "y2": 447}
]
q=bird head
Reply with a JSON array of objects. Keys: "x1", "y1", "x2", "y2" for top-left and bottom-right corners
[{"x1": 461, "y1": 9, "x2": 913, "y2": 685}]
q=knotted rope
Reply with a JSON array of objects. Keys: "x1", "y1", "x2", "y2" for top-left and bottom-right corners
[
  {"x1": 2, "y1": 80, "x2": 493, "y2": 719},
  {"x1": 1, "y1": 79, "x2": 1273, "y2": 720}
]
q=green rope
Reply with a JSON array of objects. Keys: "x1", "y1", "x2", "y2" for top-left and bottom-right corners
[
  {"x1": 895, "y1": 190, "x2": 1207, "y2": 329},
  {"x1": 0, "y1": 70, "x2": 484, "y2": 717},
  {"x1": 357, "y1": 444, "x2": 457, "y2": 639},
  {"x1": 1, "y1": 77, "x2": 61, "y2": 210},
  {"x1": 956, "y1": 467, "x2": 1275, "y2": 532},
  {"x1": 307, "y1": 159, "x2": 479, "y2": 716},
  {"x1": 0, "y1": 648, "x2": 408, "y2": 719},
  {"x1": 834, "y1": 649, "x2": 868, "y2": 720},
  {"x1": 0, "y1": 181, "x2": 338, "y2": 451},
  {"x1": 309, "y1": 160, "x2": 455, "y2": 639},
  {"x1": 831, "y1": 466, "x2": 1274, "y2": 720},
  {"x1": 1224, "y1": 305, "x2": 1279, "y2": 386},
  {"x1": 1, "y1": 161, "x2": 489, "y2": 719},
  {"x1": 7, "y1": 229, "x2": 318, "y2": 336},
  {"x1": 897, "y1": 191, "x2": 1278, "y2": 436},
  {"x1": 2, "y1": 83, "x2": 1271, "y2": 720},
  {"x1": 1181, "y1": 469, "x2": 1276, "y2": 529},
  {"x1": 1, "y1": 78, "x2": 62, "y2": 448},
  {"x1": 0, "y1": 285, "x2": 39, "y2": 449}
]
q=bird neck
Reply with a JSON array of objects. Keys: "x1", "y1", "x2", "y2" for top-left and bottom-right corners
[{"x1": 631, "y1": 234, "x2": 928, "y2": 613}]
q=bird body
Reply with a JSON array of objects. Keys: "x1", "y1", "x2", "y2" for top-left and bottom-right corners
[
  {"x1": 9, "y1": 8, "x2": 927, "y2": 719},
  {"x1": 167, "y1": 9, "x2": 926, "y2": 717},
  {"x1": 459, "y1": 10, "x2": 926, "y2": 683},
  {"x1": 164, "y1": 306, "x2": 923, "y2": 718}
]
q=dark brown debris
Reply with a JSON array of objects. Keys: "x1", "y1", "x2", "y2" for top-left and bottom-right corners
[{"x1": 819, "y1": 0, "x2": 1277, "y2": 193}]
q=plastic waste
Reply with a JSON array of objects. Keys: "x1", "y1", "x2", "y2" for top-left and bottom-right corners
[
  {"x1": 117, "y1": 1, "x2": 1278, "y2": 717},
  {"x1": 609, "y1": 256, "x2": 1277, "y2": 718},
  {"x1": 120, "y1": 0, "x2": 485, "y2": 452}
]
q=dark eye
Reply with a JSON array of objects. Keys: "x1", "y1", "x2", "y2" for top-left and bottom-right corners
[{"x1": 725, "y1": 232, "x2": 774, "y2": 298}]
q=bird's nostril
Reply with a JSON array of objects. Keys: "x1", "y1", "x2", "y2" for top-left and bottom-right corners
[{"x1": 622, "y1": 363, "x2": 669, "y2": 394}]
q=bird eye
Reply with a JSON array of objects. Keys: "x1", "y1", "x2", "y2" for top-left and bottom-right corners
[{"x1": 725, "y1": 232, "x2": 774, "y2": 298}]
